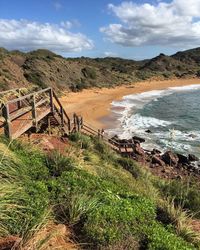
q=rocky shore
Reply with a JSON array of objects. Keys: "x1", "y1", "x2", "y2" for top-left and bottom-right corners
[{"x1": 110, "y1": 135, "x2": 200, "y2": 180}]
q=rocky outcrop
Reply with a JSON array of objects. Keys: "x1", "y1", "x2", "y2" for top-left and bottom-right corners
[
  {"x1": 109, "y1": 134, "x2": 200, "y2": 180},
  {"x1": 162, "y1": 151, "x2": 179, "y2": 166},
  {"x1": 177, "y1": 154, "x2": 189, "y2": 164},
  {"x1": 152, "y1": 155, "x2": 165, "y2": 167},
  {"x1": 188, "y1": 154, "x2": 199, "y2": 162},
  {"x1": 132, "y1": 136, "x2": 145, "y2": 143}
]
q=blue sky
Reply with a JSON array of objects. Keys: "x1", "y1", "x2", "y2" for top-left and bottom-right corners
[{"x1": 0, "y1": 0, "x2": 200, "y2": 59}]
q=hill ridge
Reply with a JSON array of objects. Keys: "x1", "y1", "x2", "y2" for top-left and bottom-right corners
[{"x1": 0, "y1": 46, "x2": 200, "y2": 91}]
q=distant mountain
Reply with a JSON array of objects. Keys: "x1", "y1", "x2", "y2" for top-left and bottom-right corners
[{"x1": 0, "y1": 47, "x2": 200, "y2": 91}]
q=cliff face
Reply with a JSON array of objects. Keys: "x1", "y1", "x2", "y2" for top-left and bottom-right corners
[{"x1": 0, "y1": 47, "x2": 200, "y2": 91}]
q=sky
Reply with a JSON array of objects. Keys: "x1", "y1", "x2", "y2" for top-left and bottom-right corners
[{"x1": 0, "y1": 0, "x2": 200, "y2": 59}]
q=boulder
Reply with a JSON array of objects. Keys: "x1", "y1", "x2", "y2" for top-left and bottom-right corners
[
  {"x1": 177, "y1": 154, "x2": 189, "y2": 164},
  {"x1": 132, "y1": 136, "x2": 145, "y2": 143},
  {"x1": 188, "y1": 154, "x2": 199, "y2": 162},
  {"x1": 145, "y1": 129, "x2": 152, "y2": 133},
  {"x1": 152, "y1": 156, "x2": 165, "y2": 167},
  {"x1": 151, "y1": 148, "x2": 162, "y2": 155},
  {"x1": 162, "y1": 151, "x2": 179, "y2": 166},
  {"x1": 135, "y1": 144, "x2": 145, "y2": 156}
]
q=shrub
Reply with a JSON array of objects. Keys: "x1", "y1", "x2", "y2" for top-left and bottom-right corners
[
  {"x1": 24, "y1": 72, "x2": 47, "y2": 88},
  {"x1": 82, "y1": 66, "x2": 97, "y2": 79},
  {"x1": 46, "y1": 150, "x2": 75, "y2": 177},
  {"x1": 59, "y1": 194, "x2": 99, "y2": 225},
  {"x1": 69, "y1": 132, "x2": 92, "y2": 149},
  {"x1": 93, "y1": 138, "x2": 117, "y2": 162},
  {"x1": 156, "y1": 179, "x2": 200, "y2": 218},
  {"x1": 145, "y1": 222, "x2": 195, "y2": 250},
  {"x1": 116, "y1": 157, "x2": 142, "y2": 179},
  {"x1": 157, "y1": 198, "x2": 200, "y2": 247}
]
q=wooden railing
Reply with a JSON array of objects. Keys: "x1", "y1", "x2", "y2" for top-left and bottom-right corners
[
  {"x1": 2, "y1": 88, "x2": 53, "y2": 139},
  {"x1": 1, "y1": 87, "x2": 138, "y2": 156},
  {"x1": 53, "y1": 91, "x2": 71, "y2": 132}
]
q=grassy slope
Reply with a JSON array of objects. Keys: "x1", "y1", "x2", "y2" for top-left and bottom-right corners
[
  {"x1": 1, "y1": 47, "x2": 200, "y2": 91},
  {"x1": 0, "y1": 134, "x2": 200, "y2": 249}
]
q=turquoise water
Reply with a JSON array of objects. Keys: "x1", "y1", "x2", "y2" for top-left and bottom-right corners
[{"x1": 108, "y1": 84, "x2": 200, "y2": 157}]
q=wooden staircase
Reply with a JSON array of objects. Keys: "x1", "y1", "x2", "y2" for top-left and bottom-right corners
[
  {"x1": 1, "y1": 87, "x2": 71, "y2": 140},
  {"x1": 0, "y1": 87, "x2": 137, "y2": 156}
]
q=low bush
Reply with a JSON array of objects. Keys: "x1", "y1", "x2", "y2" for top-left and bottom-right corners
[
  {"x1": 93, "y1": 138, "x2": 117, "y2": 163},
  {"x1": 156, "y1": 179, "x2": 200, "y2": 218},
  {"x1": 69, "y1": 132, "x2": 92, "y2": 149},
  {"x1": 116, "y1": 157, "x2": 143, "y2": 179},
  {"x1": 82, "y1": 66, "x2": 97, "y2": 79},
  {"x1": 46, "y1": 150, "x2": 74, "y2": 177},
  {"x1": 0, "y1": 136, "x2": 199, "y2": 249}
]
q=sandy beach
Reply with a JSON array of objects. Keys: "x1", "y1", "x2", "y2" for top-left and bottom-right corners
[{"x1": 60, "y1": 78, "x2": 200, "y2": 129}]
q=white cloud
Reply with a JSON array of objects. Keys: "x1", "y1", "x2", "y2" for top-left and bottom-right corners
[
  {"x1": 104, "y1": 51, "x2": 118, "y2": 57},
  {"x1": 0, "y1": 19, "x2": 94, "y2": 53},
  {"x1": 101, "y1": 0, "x2": 200, "y2": 47}
]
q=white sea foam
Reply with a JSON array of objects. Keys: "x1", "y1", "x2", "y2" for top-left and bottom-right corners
[
  {"x1": 111, "y1": 84, "x2": 200, "y2": 114},
  {"x1": 107, "y1": 84, "x2": 200, "y2": 155}
]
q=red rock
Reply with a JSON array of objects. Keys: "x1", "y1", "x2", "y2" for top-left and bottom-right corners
[
  {"x1": 152, "y1": 156, "x2": 165, "y2": 167},
  {"x1": 162, "y1": 151, "x2": 179, "y2": 166}
]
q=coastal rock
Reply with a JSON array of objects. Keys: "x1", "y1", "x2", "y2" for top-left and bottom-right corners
[
  {"x1": 135, "y1": 144, "x2": 145, "y2": 156},
  {"x1": 151, "y1": 148, "x2": 162, "y2": 155},
  {"x1": 145, "y1": 129, "x2": 152, "y2": 133},
  {"x1": 132, "y1": 136, "x2": 145, "y2": 143},
  {"x1": 152, "y1": 156, "x2": 165, "y2": 167},
  {"x1": 162, "y1": 151, "x2": 179, "y2": 166},
  {"x1": 177, "y1": 154, "x2": 189, "y2": 164},
  {"x1": 188, "y1": 154, "x2": 199, "y2": 162}
]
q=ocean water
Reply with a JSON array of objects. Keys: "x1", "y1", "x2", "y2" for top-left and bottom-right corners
[{"x1": 107, "y1": 84, "x2": 200, "y2": 157}]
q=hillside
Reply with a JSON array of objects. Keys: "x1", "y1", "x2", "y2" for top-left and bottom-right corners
[
  {"x1": 0, "y1": 47, "x2": 200, "y2": 92},
  {"x1": 1, "y1": 133, "x2": 200, "y2": 249}
]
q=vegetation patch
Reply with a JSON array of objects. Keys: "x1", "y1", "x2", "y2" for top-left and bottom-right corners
[{"x1": 0, "y1": 135, "x2": 199, "y2": 249}]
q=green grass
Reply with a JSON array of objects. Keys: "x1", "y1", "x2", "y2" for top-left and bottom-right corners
[{"x1": 0, "y1": 134, "x2": 199, "y2": 249}]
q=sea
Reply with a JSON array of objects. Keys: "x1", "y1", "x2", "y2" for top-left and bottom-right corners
[{"x1": 106, "y1": 84, "x2": 200, "y2": 157}]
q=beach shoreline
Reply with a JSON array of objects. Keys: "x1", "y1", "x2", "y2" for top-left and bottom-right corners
[{"x1": 60, "y1": 78, "x2": 200, "y2": 129}]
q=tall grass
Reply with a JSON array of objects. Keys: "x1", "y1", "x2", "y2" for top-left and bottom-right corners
[
  {"x1": 158, "y1": 198, "x2": 200, "y2": 247},
  {"x1": 59, "y1": 194, "x2": 99, "y2": 225}
]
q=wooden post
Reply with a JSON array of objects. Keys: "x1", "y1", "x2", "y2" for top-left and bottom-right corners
[
  {"x1": 2, "y1": 104, "x2": 12, "y2": 139},
  {"x1": 49, "y1": 88, "x2": 54, "y2": 113},
  {"x1": 60, "y1": 106, "x2": 64, "y2": 126},
  {"x1": 68, "y1": 119, "x2": 71, "y2": 133},
  {"x1": 73, "y1": 113, "x2": 76, "y2": 132},
  {"x1": 80, "y1": 117, "x2": 83, "y2": 129},
  {"x1": 48, "y1": 116, "x2": 51, "y2": 135},
  {"x1": 16, "y1": 89, "x2": 22, "y2": 109},
  {"x1": 77, "y1": 116, "x2": 80, "y2": 132},
  {"x1": 31, "y1": 94, "x2": 37, "y2": 129}
]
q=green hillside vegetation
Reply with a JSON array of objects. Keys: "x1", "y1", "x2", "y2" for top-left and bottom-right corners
[
  {"x1": 1, "y1": 47, "x2": 200, "y2": 91},
  {"x1": 1, "y1": 133, "x2": 200, "y2": 249}
]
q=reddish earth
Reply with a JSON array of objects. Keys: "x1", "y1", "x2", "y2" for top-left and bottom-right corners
[
  {"x1": 21, "y1": 133, "x2": 69, "y2": 153},
  {"x1": 191, "y1": 220, "x2": 200, "y2": 233},
  {"x1": 0, "y1": 224, "x2": 78, "y2": 250},
  {"x1": 0, "y1": 236, "x2": 21, "y2": 250}
]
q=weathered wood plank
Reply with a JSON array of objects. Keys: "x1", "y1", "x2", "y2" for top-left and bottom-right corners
[{"x1": 7, "y1": 87, "x2": 51, "y2": 104}]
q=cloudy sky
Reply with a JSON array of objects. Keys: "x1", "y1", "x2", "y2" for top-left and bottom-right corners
[{"x1": 0, "y1": 0, "x2": 200, "y2": 59}]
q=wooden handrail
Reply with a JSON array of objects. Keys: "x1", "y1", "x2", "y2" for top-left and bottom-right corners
[
  {"x1": 0, "y1": 88, "x2": 21, "y2": 95},
  {"x1": 7, "y1": 87, "x2": 51, "y2": 104},
  {"x1": 52, "y1": 91, "x2": 70, "y2": 122}
]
